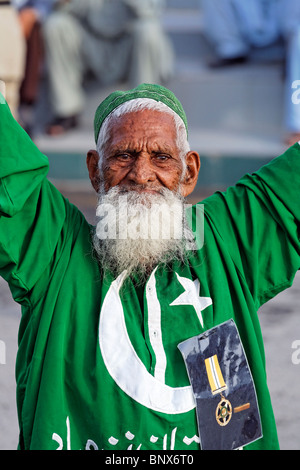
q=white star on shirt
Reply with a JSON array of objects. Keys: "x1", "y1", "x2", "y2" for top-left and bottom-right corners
[{"x1": 169, "y1": 273, "x2": 212, "y2": 327}]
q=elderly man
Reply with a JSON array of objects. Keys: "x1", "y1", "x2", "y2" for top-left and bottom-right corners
[{"x1": 0, "y1": 83, "x2": 299, "y2": 450}]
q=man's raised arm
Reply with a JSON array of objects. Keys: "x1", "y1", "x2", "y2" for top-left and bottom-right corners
[{"x1": 0, "y1": 93, "x2": 68, "y2": 302}]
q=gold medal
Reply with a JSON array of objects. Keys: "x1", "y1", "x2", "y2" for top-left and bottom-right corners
[
  {"x1": 205, "y1": 354, "x2": 232, "y2": 427},
  {"x1": 216, "y1": 394, "x2": 232, "y2": 426}
]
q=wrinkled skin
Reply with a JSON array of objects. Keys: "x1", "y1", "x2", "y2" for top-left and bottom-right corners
[{"x1": 86, "y1": 109, "x2": 200, "y2": 198}]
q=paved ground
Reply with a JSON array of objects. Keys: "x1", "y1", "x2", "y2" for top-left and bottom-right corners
[{"x1": 0, "y1": 189, "x2": 299, "y2": 450}]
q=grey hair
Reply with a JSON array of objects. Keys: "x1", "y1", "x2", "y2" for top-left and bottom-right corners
[{"x1": 96, "y1": 98, "x2": 190, "y2": 171}]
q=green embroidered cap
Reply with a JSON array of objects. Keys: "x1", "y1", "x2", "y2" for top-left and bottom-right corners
[{"x1": 94, "y1": 83, "x2": 188, "y2": 143}]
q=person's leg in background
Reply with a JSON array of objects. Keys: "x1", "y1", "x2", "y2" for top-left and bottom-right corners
[
  {"x1": 201, "y1": 0, "x2": 249, "y2": 67},
  {"x1": 43, "y1": 10, "x2": 84, "y2": 135}
]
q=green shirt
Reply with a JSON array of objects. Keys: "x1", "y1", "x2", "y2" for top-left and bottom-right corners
[{"x1": 0, "y1": 98, "x2": 299, "y2": 450}]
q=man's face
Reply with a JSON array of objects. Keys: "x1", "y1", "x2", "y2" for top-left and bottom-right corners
[
  {"x1": 100, "y1": 109, "x2": 185, "y2": 195},
  {"x1": 88, "y1": 108, "x2": 201, "y2": 276}
]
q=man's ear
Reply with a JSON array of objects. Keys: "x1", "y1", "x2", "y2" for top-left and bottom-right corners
[
  {"x1": 180, "y1": 150, "x2": 201, "y2": 197},
  {"x1": 86, "y1": 149, "x2": 100, "y2": 192}
]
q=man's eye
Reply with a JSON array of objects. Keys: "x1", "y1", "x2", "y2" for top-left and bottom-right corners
[
  {"x1": 154, "y1": 154, "x2": 170, "y2": 162},
  {"x1": 116, "y1": 154, "x2": 132, "y2": 161}
]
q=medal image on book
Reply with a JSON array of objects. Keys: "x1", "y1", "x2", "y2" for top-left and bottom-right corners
[
  {"x1": 205, "y1": 354, "x2": 232, "y2": 426},
  {"x1": 178, "y1": 319, "x2": 262, "y2": 450}
]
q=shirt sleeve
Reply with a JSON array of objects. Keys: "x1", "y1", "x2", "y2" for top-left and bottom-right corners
[
  {"x1": 202, "y1": 143, "x2": 300, "y2": 308},
  {"x1": 0, "y1": 94, "x2": 74, "y2": 303}
]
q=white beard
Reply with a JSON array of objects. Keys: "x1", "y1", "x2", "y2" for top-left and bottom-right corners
[{"x1": 92, "y1": 186, "x2": 196, "y2": 279}]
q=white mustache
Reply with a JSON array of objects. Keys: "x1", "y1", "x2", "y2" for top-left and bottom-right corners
[{"x1": 95, "y1": 191, "x2": 185, "y2": 241}]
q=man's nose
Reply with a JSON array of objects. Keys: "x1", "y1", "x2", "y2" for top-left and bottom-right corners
[{"x1": 127, "y1": 156, "x2": 156, "y2": 185}]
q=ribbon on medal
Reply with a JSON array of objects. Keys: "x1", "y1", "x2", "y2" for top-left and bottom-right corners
[
  {"x1": 204, "y1": 354, "x2": 232, "y2": 426},
  {"x1": 205, "y1": 355, "x2": 227, "y2": 395}
]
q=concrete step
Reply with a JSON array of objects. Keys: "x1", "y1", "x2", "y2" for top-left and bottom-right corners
[
  {"x1": 165, "y1": 0, "x2": 203, "y2": 10},
  {"x1": 35, "y1": 62, "x2": 285, "y2": 156},
  {"x1": 168, "y1": 62, "x2": 285, "y2": 140},
  {"x1": 162, "y1": 3, "x2": 210, "y2": 61},
  {"x1": 162, "y1": 5, "x2": 203, "y2": 32}
]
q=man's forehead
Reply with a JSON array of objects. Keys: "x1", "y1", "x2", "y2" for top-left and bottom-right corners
[{"x1": 105, "y1": 110, "x2": 178, "y2": 148}]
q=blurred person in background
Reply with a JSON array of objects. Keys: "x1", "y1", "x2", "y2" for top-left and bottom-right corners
[
  {"x1": 201, "y1": 0, "x2": 279, "y2": 68},
  {"x1": 43, "y1": 0, "x2": 174, "y2": 136},
  {"x1": 279, "y1": 0, "x2": 300, "y2": 146},
  {"x1": 0, "y1": 0, "x2": 26, "y2": 119},
  {"x1": 123, "y1": 0, "x2": 174, "y2": 87},
  {"x1": 12, "y1": 0, "x2": 56, "y2": 133},
  {"x1": 201, "y1": 0, "x2": 300, "y2": 146}
]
